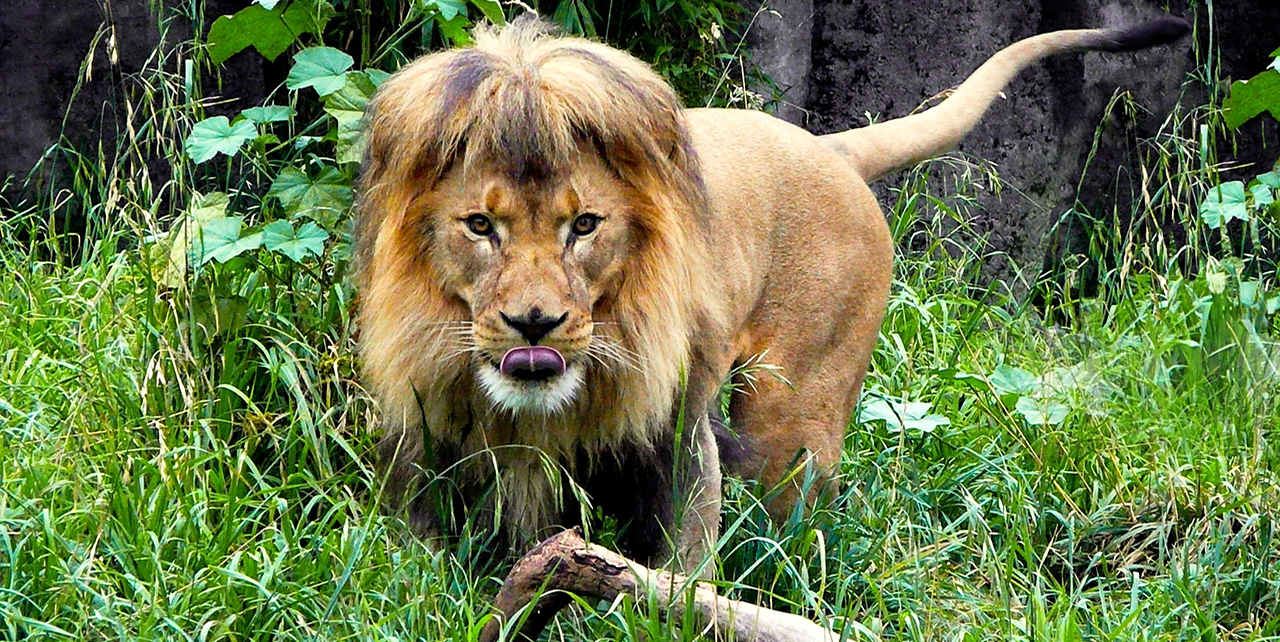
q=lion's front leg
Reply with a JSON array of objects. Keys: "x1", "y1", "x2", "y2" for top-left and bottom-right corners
[{"x1": 581, "y1": 406, "x2": 722, "y2": 578}]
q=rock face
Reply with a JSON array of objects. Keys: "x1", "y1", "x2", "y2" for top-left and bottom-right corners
[
  {"x1": 742, "y1": 0, "x2": 815, "y2": 124},
  {"x1": 0, "y1": 0, "x2": 266, "y2": 216},
  {"x1": 748, "y1": 0, "x2": 1279, "y2": 279},
  {"x1": 0, "y1": 0, "x2": 158, "y2": 195}
]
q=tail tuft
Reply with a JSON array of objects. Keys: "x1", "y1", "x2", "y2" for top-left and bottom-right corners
[{"x1": 1094, "y1": 15, "x2": 1190, "y2": 52}]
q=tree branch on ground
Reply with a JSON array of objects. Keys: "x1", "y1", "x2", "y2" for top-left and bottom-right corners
[{"x1": 479, "y1": 528, "x2": 839, "y2": 642}]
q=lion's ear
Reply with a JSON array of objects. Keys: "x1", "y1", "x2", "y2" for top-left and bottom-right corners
[{"x1": 668, "y1": 124, "x2": 697, "y2": 168}]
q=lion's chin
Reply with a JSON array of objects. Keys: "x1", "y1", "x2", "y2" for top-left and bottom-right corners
[{"x1": 477, "y1": 361, "x2": 584, "y2": 414}]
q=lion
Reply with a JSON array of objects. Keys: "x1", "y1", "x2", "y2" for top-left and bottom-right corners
[{"x1": 355, "y1": 15, "x2": 1188, "y2": 572}]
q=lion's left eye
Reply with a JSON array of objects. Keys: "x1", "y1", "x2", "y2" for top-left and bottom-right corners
[
  {"x1": 572, "y1": 214, "x2": 602, "y2": 236},
  {"x1": 465, "y1": 214, "x2": 494, "y2": 236}
]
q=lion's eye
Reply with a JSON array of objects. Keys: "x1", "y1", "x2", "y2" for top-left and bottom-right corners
[
  {"x1": 572, "y1": 214, "x2": 602, "y2": 236},
  {"x1": 465, "y1": 214, "x2": 494, "y2": 236}
]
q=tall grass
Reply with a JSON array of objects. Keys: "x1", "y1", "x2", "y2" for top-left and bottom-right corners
[{"x1": 1, "y1": 3, "x2": 1278, "y2": 641}]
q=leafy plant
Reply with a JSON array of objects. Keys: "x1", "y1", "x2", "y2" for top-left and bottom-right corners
[
  {"x1": 207, "y1": 0, "x2": 335, "y2": 64},
  {"x1": 1199, "y1": 47, "x2": 1280, "y2": 235},
  {"x1": 858, "y1": 393, "x2": 951, "y2": 434},
  {"x1": 987, "y1": 365, "x2": 1071, "y2": 426},
  {"x1": 184, "y1": 116, "x2": 260, "y2": 163},
  {"x1": 1223, "y1": 46, "x2": 1280, "y2": 129},
  {"x1": 537, "y1": 0, "x2": 757, "y2": 107}
]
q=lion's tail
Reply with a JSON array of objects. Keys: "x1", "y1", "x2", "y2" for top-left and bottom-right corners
[{"x1": 820, "y1": 16, "x2": 1189, "y2": 184}]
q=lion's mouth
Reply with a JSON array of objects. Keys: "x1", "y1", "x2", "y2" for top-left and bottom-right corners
[
  {"x1": 499, "y1": 346, "x2": 567, "y2": 381},
  {"x1": 478, "y1": 350, "x2": 583, "y2": 414}
]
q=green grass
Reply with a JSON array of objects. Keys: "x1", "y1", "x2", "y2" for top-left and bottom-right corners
[{"x1": 3, "y1": 145, "x2": 1278, "y2": 640}]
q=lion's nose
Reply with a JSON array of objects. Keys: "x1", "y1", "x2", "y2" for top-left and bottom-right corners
[{"x1": 500, "y1": 309, "x2": 568, "y2": 345}]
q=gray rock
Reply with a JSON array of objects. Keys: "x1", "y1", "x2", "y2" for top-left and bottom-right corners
[
  {"x1": 0, "y1": 0, "x2": 267, "y2": 226},
  {"x1": 742, "y1": 0, "x2": 814, "y2": 124},
  {"x1": 743, "y1": 0, "x2": 1279, "y2": 281}
]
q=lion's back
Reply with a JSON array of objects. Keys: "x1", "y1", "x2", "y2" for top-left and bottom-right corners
[{"x1": 682, "y1": 108, "x2": 890, "y2": 333}]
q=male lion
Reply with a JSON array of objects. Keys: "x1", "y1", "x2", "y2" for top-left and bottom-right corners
[{"x1": 356, "y1": 16, "x2": 1187, "y2": 572}]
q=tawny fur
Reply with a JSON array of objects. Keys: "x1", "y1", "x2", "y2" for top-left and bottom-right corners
[{"x1": 355, "y1": 16, "x2": 1188, "y2": 567}]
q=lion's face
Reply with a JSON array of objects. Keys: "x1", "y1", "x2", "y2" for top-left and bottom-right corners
[
  {"x1": 418, "y1": 150, "x2": 640, "y2": 413},
  {"x1": 358, "y1": 24, "x2": 708, "y2": 444}
]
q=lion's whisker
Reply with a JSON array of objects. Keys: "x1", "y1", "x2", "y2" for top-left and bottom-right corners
[
  {"x1": 593, "y1": 335, "x2": 643, "y2": 364},
  {"x1": 584, "y1": 345, "x2": 615, "y2": 372},
  {"x1": 587, "y1": 337, "x2": 644, "y2": 374},
  {"x1": 441, "y1": 345, "x2": 480, "y2": 361}
]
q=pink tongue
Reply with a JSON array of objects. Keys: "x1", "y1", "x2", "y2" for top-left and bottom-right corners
[{"x1": 499, "y1": 346, "x2": 566, "y2": 379}]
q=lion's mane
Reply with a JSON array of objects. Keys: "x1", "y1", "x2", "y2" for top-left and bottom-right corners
[{"x1": 355, "y1": 19, "x2": 720, "y2": 536}]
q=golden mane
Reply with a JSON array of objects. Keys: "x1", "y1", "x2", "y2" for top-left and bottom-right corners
[
  {"x1": 356, "y1": 19, "x2": 706, "y2": 264},
  {"x1": 354, "y1": 18, "x2": 722, "y2": 536}
]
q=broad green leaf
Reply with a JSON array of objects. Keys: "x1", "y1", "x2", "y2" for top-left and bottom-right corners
[
  {"x1": 185, "y1": 117, "x2": 258, "y2": 163},
  {"x1": 1240, "y1": 280, "x2": 1262, "y2": 308},
  {"x1": 207, "y1": 0, "x2": 333, "y2": 65},
  {"x1": 1251, "y1": 182, "x2": 1275, "y2": 209},
  {"x1": 262, "y1": 220, "x2": 329, "y2": 261},
  {"x1": 281, "y1": 0, "x2": 335, "y2": 34},
  {"x1": 268, "y1": 165, "x2": 353, "y2": 226},
  {"x1": 988, "y1": 365, "x2": 1038, "y2": 396},
  {"x1": 197, "y1": 217, "x2": 264, "y2": 264},
  {"x1": 241, "y1": 105, "x2": 296, "y2": 123},
  {"x1": 293, "y1": 135, "x2": 325, "y2": 150},
  {"x1": 188, "y1": 293, "x2": 250, "y2": 344},
  {"x1": 1015, "y1": 397, "x2": 1069, "y2": 426},
  {"x1": 947, "y1": 371, "x2": 988, "y2": 386},
  {"x1": 155, "y1": 192, "x2": 229, "y2": 287},
  {"x1": 287, "y1": 47, "x2": 355, "y2": 96},
  {"x1": 859, "y1": 396, "x2": 950, "y2": 434},
  {"x1": 1206, "y1": 267, "x2": 1228, "y2": 295},
  {"x1": 324, "y1": 73, "x2": 377, "y2": 164},
  {"x1": 366, "y1": 69, "x2": 391, "y2": 86},
  {"x1": 1223, "y1": 69, "x2": 1280, "y2": 130},
  {"x1": 251, "y1": 133, "x2": 281, "y2": 150},
  {"x1": 190, "y1": 192, "x2": 231, "y2": 221},
  {"x1": 435, "y1": 12, "x2": 473, "y2": 46},
  {"x1": 1199, "y1": 181, "x2": 1249, "y2": 229},
  {"x1": 471, "y1": 0, "x2": 505, "y2": 24},
  {"x1": 255, "y1": 0, "x2": 283, "y2": 8},
  {"x1": 207, "y1": 5, "x2": 295, "y2": 64},
  {"x1": 1258, "y1": 171, "x2": 1280, "y2": 189},
  {"x1": 424, "y1": 0, "x2": 468, "y2": 21}
]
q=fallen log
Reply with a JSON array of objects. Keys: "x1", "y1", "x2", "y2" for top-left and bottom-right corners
[{"x1": 478, "y1": 529, "x2": 839, "y2": 642}]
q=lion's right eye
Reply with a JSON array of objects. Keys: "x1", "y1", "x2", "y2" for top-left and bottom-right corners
[{"x1": 465, "y1": 214, "x2": 494, "y2": 236}]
